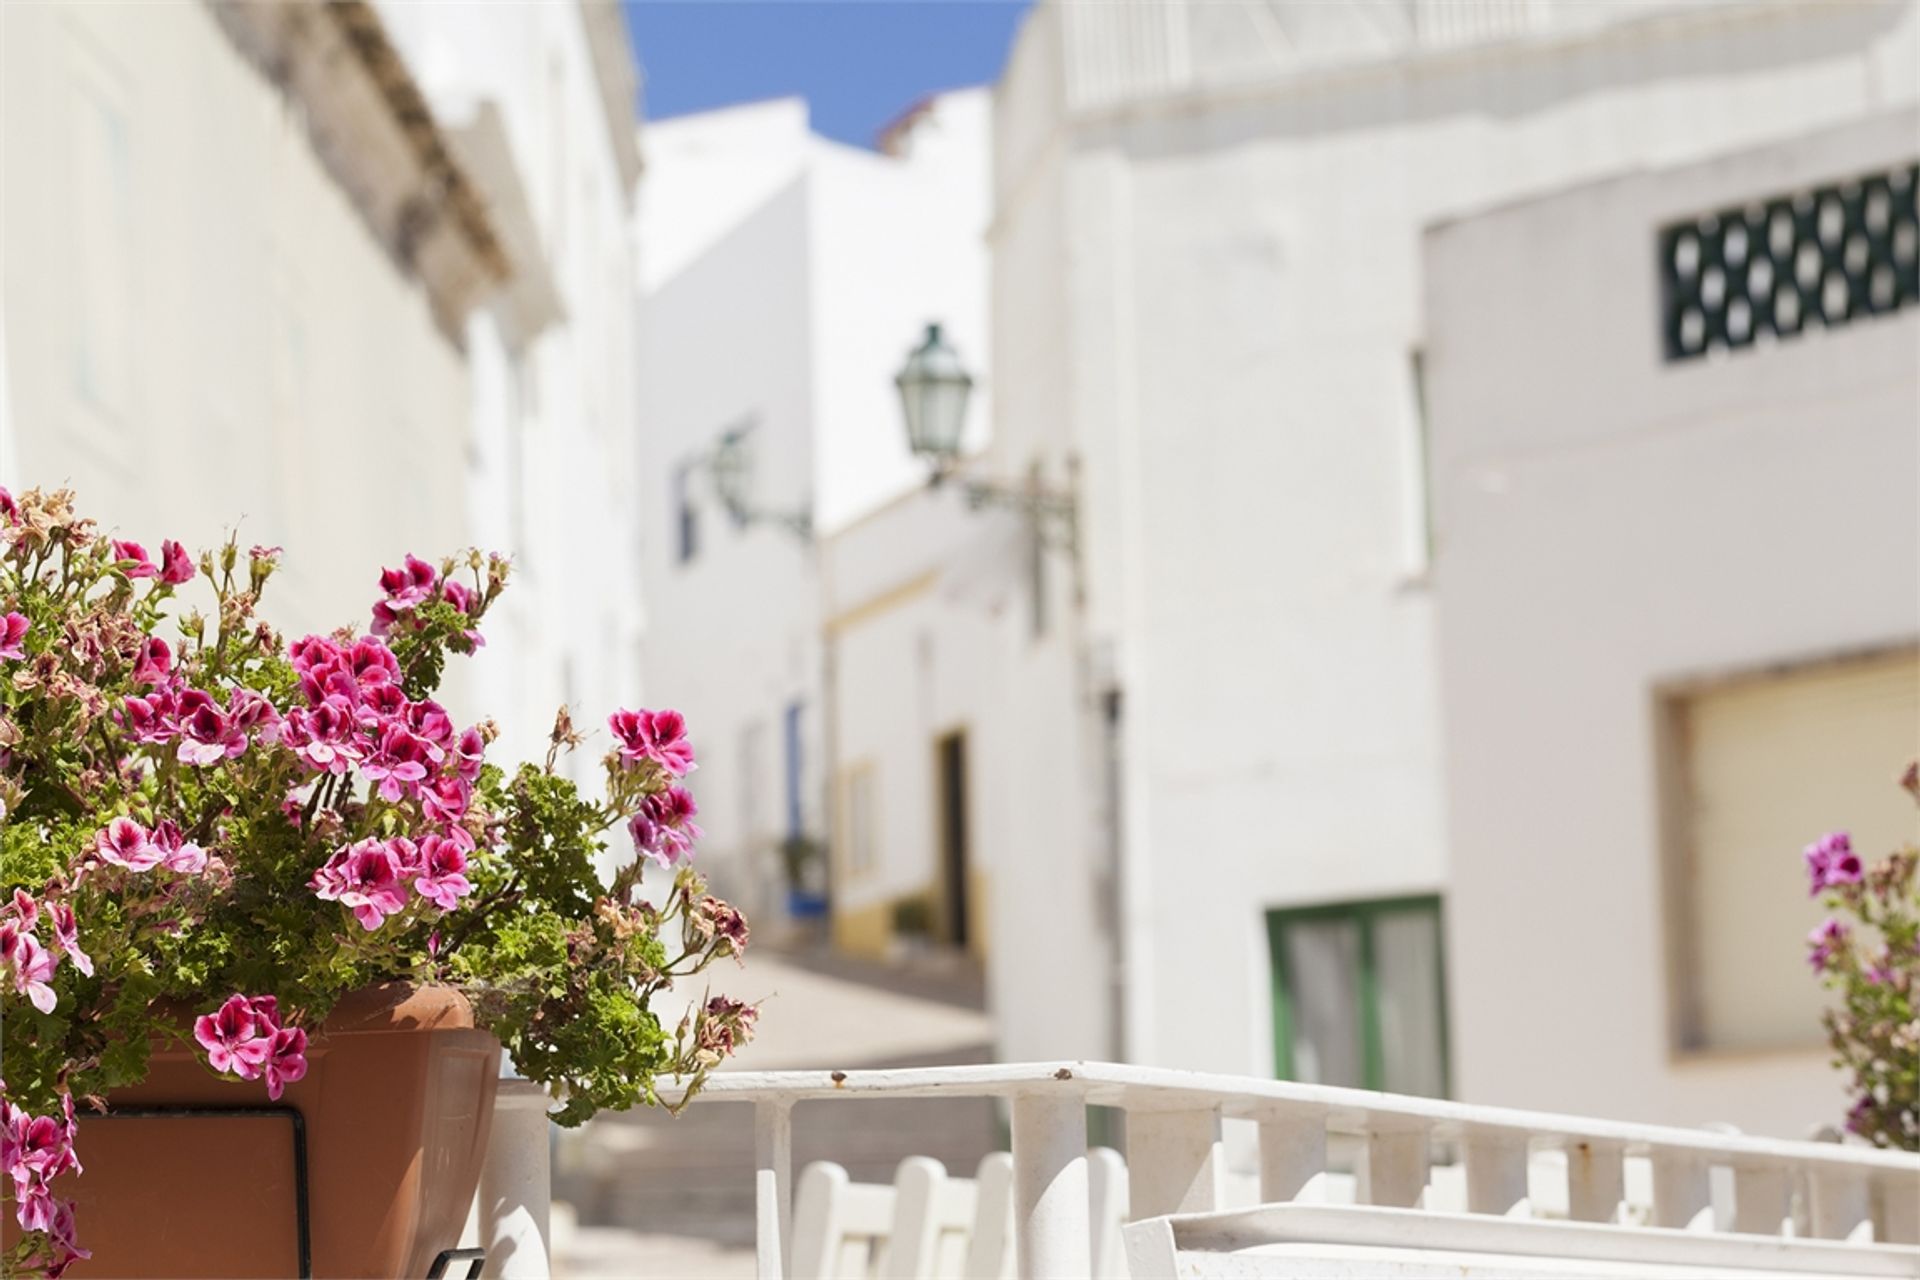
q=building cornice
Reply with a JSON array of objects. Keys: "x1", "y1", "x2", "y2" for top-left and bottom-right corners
[
  {"x1": 579, "y1": 0, "x2": 645, "y2": 199},
  {"x1": 208, "y1": 0, "x2": 512, "y2": 342}
]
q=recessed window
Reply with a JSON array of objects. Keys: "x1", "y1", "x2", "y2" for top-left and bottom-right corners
[
  {"x1": 1267, "y1": 896, "x2": 1448, "y2": 1097},
  {"x1": 1665, "y1": 646, "x2": 1920, "y2": 1053}
]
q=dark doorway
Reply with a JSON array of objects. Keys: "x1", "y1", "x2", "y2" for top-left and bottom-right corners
[{"x1": 936, "y1": 730, "x2": 970, "y2": 949}]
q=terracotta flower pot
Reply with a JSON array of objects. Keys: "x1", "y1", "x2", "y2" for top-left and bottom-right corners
[{"x1": 62, "y1": 983, "x2": 501, "y2": 1279}]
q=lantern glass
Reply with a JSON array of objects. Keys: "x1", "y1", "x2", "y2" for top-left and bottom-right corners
[{"x1": 894, "y1": 323, "x2": 973, "y2": 463}]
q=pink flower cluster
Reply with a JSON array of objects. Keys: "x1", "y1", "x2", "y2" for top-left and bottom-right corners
[
  {"x1": 0, "y1": 610, "x2": 27, "y2": 660},
  {"x1": 610, "y1": 709, "x2": 696, "y2": 778},
  {"x1": 1, "y1": 1087, "x2": 87, "y2": 1277},
  {"x1": 0, "y1": 890, "x2": 90, "y2": 1015},
  {"x1": 120, "y1": 671, "x2": 283, "y2": 766},
  {"x1": 1805, "y1": 831, "x2": 1863, "y2": 895},
  {"x1": 628, "y1": 786, "x2": 701, "y2": 870},
  {"x1": 1807, "y1": 916, "x2": 1850, "y2": 971},
  {"x1": 371, "y1": 554, "x2": 482, "y2": 646},
  {"x1": 311, "y1": 835, "x2": 473, "y2": 930},
  {"x1": 93, "y1": 816, "x2": 208, "y2": 875},
  {"x1": 109, "y1": 539, "x2": 194, "y2": 586},
  {"x1": 193, "y1": 994, "x2": 308, "y2": 1100},
  {"x1": 610, "y1": 709, "x2": 702, "y2": 869},
  {"x1": 283, "y1": 633, "x2": 485, "y2": 815}
]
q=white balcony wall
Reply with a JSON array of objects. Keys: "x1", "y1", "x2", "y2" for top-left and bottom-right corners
[{"x1": 1424, "y1": 109, "x2": 1920, "y2": 1136}]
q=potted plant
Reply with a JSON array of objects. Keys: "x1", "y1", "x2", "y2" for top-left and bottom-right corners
[
  {"x1": 1802, "y1": 762, "x2": 1918, "y2": 1151},
  {"x1": 0, "y1": 488, "x2": 757, "y2": 1278}
]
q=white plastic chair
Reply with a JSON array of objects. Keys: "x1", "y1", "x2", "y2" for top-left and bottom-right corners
[
  {"x1": 791, "y1": 1160, "x2": 899, "y2": 1279},
  {"x1": 791, "y1": 1147, "x2": 1131, "y2": 1279}
]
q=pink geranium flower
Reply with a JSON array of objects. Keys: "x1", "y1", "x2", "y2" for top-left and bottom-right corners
[
  {"x1": 131, "y1": 637, "x2": 172, "y2": 686},
  {"x1": 378, "y1": 554, "x2": 439, "y2": 608},
  {"x1": 262, "y1": 1026, "x2": 308, "y2": 1101},
  {"x1": 420, "y1": 775, "x2": 472, "y2": 825},
  {"x1": 149, "y1": 820, "x2": 207, "y2": 875},
  {"x1": 8, "y1": 934, "x2": 58, "y2": 1014},
  {"x1": 413, "y1": 835, "x2": 472, "y2": 911},
  {"x1": 453, "y1": 727, "x2": 486, "y2": 782},
  {"x1": 0, "y1": 613, "x2": 28, "y2": 661},
  {"x1": 120, "y1": 690, "x2": 178, "y2": 745},
  {"x1": 311, "y1": 839, "x2": 409, "y2": 930},
  {"x1": 46, "y1": 904, "x2": 91, "y2": 978},
  {"x1": 110, "y1": 540, "x2": 157, "y2": 578},
  {"x1": 1807, "y1": 917, "x2": 1850, "y2": 971},
  {"x1": 158, "y1": 538, "x2": 195, "y2": 585},
  {"x1": 364, "y1": 725, "x2": 434, "y2": 802},
  {"x1": 628, "y1": 785, "x2": 702, "y2": 870},
  {"x1": 608, "y1": 709, "x2": 696, "y2": 777},
  {"x1": 193, "y1": 995, "x2": 272, "y2": 1077},
  {"x1": 95, "y1": 817, "x2": 162, "y2": 872},
  {"x1": 175, "y1": 691, "x2": 242, "y2": 766},
  {"x1": 347, "y1": 637, "x2": 401, "y2": 688},
  {"x1": 8, "y1": 890, "x2": 38, "y2": 932},
  {"x1": 283, "y1": 697, "x2": 360, "y2": 774},
  {"x1": 1805, "y1": 831, "x2": 1863, "y2": 895}
]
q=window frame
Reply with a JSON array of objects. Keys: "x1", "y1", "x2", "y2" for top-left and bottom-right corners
[{"x1": 1266, "y1": 894, "x2": 1451, "y2": 1097}]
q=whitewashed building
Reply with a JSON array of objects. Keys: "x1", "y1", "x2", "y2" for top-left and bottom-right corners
[
  {"x1": 982, "y1": 0, "x2": 1920, "y2": 1127},
  {"x1": 377, "y1": 0, "x2": 648, "y2": 778},
  {"x1": 0, "y1": 0, "x2": 498, "y2": 641},
  {"x1": 633, "y1": 91, "x2": 991, "y2": 925},
  {"x1": 1425, "y1": 108, "x2": 1920, "y2": 1138}
]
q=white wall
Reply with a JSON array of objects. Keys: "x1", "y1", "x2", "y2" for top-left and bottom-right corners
[
  {"x1": 0, "y1": 1, "x2": 468, "y2": 642},
  {"x1": 987, "y1": 0, "x2": 1920, "y2": 1080},
  {"x1": 1424, "y1": 110, "x2": 1920, "y2": 1136},
  {"x1": 378, "y1": 2, "x2": 646, "y2": 783}
]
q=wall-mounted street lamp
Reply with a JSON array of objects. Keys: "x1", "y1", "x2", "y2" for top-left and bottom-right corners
[
  {"x1": 708, "y1": 422, "x2": 811, "y2": 542},
  {"x1": 894, "y1": 323, "x2": 1077, "y2": 556}
]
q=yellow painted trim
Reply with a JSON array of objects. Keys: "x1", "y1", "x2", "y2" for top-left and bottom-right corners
[
  {"x1": 832, "y1": 899, "x2": 893, "y2": 961},
  {"x1": 825, "y1": 570, "x2": 940, "y2": 636},
  {"x1": 967, "y1": 868, "x2": 990, "y2": 962}
]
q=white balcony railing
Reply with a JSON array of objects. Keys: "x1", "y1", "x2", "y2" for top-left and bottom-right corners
[{"x1": 655, "y1": 1062, "x2": 1920, "y2": 1279}]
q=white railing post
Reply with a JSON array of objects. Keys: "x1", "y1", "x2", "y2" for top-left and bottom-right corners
[
  {"x1": 1649, "y1": 1151, "x2": 1712, "y2": 1231},
  {"x1": 1257, "y1": 1114, "x2": 1325, "y2": 1203},
  {"x1": 1731, "y1": 1164, "x2": 1789, "y2": 1236},
  {"x1": 1462, "y1": 1129, "x2": 1529, "y2": 1216},
  {"x1": 1127, "y1": 1109, "x2": 1222, "y2": 1218},
  {"x1": 477, "y1": 1079, "x2": 554, "y2": 1278},
  {"x1": 1806, "y1": 1166, "x2": 1870, "y2": 1241},
  {"x1": 1361, "y1": 1128, "x2": 1429, "y2": 1208},
  {"x1": 1566, "y1": 1141, "x2": 1624, "y2": 1224},
  {"x1": 755, "y1": 1099, "x2": 794, "y2": 1279},
  {"x1": 1010, "y1": 1093, "x2": 1091, "y2": 1278}
]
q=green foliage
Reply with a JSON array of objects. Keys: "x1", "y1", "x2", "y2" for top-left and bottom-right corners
[{"x1": 1807, "y1": 771, "x2": 1920, "y2": 1151}]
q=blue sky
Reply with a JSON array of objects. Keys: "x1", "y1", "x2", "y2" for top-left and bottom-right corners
[{"x1": 622, "y1": 1, "x2": 1030, "y2": 149}]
